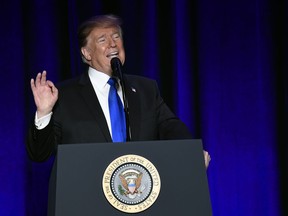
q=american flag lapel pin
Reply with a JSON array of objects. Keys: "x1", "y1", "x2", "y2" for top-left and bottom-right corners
[{"x1": 131, "y1": 87, "x2": 136, "y2": 92}]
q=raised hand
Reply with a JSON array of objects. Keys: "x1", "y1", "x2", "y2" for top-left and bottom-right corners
[{"x1": 30, "y1": 70, "x2": 58, "y2": 118}]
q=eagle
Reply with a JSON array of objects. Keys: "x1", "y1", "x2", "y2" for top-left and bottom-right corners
[{"x1": 119, "y1": 172, "x2": 143, "y2": 195}]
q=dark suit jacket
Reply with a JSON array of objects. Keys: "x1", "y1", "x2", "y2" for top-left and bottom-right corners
[{"x1": 26, "y1": 71, "x2": 192, "y2": 162}]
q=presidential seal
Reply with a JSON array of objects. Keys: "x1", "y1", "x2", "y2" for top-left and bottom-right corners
[{"x1": 102, "y1": 154, "x2": 161, "y2": 213}]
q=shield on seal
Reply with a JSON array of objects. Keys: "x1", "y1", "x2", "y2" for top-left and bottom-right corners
[
  {"x1": 127, "y1": 180, "x2": 136, "y2": 194},
  {"x1": 119, "y1": 169, "x2": 143, "y2": 195}
]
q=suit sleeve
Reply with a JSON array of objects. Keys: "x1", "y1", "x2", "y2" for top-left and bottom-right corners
[
  {"x1": 26, "y1": 108, "x2": 62, "y2": 162},
  {"x1": 153, "y1": 81, "x2": 193, "y2": 139}
]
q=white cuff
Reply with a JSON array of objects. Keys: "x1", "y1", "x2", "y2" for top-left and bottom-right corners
[{"x1": 35, "y1": 112, "x2": 52, "y2": 130}]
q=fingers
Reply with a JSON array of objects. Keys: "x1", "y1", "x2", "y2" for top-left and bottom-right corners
[
  {"x1": 203, "y1": 150, "x2": 211, "y2": 169},
  {"x1": 34, "y1": 70, "x2": 47, "y2": 87},
  {"x1": 30, "y1": 78, "x2": 35, "y2": 91},
  {"x1": 47, "y1": 80, "x2": 58, "y2": 95},
  {"x1": 40, "y1": 70, "x2": 47, "y2": 85},
  {"x1": 204, "y1": 151, "x2": 210, "y2": 160},
  {"x1": 30, "y1": 71, "x2": 58, "y2": 96},
  {"x1": 35, "y1": 72, "x2": 41, "y2": 86},
  {"x1": 31, "y1": 70, "x2": 51, "y2": 89}
]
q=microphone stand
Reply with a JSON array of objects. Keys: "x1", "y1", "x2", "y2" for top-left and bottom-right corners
[{"x1": 110, "y1": 57, "x2": 131, "y2": 141}]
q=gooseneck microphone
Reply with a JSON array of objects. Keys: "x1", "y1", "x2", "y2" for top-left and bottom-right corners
[{"x1": 110, "y1": 57, "x2": 131, "y2": 141}]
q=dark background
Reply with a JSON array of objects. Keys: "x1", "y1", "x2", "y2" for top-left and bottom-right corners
[{"x1": 0, "y1": 0, "x2": 287, "y2": 215}]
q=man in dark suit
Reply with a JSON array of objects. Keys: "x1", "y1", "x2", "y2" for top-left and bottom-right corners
[{"x1": 26, "y1": 14, "x2": 211, "y2": 167}]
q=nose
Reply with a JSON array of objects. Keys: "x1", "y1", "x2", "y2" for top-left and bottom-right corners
[{"x1": 109, "y1": 37, "x2": 116, "y2": 47}]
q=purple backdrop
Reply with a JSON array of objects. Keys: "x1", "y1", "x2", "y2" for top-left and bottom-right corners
[{"x1": 0, "y1": 0, "x2": 287, "y2": 216}]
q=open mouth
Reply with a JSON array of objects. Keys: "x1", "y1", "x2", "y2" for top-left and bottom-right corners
[{"x1": 107, "y1": 51, "x2": 119, "y2": 59}]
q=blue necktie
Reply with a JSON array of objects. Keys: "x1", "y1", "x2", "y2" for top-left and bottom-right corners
[{"x1": 108, "y1": 78, "x2": 126, "y2": 142}]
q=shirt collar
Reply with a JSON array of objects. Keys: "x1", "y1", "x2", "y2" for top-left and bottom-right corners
[{"x1": 88, "y1": 67, "x2": 110, "y2": 89}]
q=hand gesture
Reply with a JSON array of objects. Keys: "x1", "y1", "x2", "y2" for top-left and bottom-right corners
[{"x1": 30, "y1": 71, "x2": 58, "y2": 118}]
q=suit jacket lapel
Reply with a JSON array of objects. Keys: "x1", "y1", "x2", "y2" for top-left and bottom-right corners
[{"x1": 78, "y1": 72, "x2": 112, "y2": 142}]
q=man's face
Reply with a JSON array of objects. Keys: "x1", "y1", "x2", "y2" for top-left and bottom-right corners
[{"x1": 81, "y1": 26, "x2": 125, "y2": 76}]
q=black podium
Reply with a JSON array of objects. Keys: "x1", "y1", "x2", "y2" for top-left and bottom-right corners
[{"x1": 48, "y1": 139, "x2": 212, "y2": 216}]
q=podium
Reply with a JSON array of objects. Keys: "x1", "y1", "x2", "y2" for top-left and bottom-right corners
[{"x1": 48, "y1": 139, "x2": 212, "y2": 216}]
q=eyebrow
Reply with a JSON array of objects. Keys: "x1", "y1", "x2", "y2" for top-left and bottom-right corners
[{"x1": 97, "y1": 34, "x2": 106, "y2": 40}]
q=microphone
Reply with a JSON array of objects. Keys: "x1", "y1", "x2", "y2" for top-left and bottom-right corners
[
  {"x1": 110, "y1": 57, "x2": 123, "y2": 80},
  {"x1": 110, "y1": 57, "x2": 131, "y2": 141}
]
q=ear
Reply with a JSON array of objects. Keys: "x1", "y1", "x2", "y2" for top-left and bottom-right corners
[{"x1": 81, "y1": 47, "x2": 92, "y2": 61}]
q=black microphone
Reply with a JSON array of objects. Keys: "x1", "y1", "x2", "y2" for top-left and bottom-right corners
[
  {"x1": 110, "y1": 57, "x2": 131, "y2": 141},
  {"x1": 110, "y1": 57, "x2": 123, "y2": 80}
]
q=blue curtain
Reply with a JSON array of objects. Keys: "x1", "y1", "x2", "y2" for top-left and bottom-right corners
[{"x1": 0, "y1": 0, "x2": 287, "y2": 215}]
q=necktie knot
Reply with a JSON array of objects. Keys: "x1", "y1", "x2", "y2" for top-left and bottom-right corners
[{"x1": 108, "y1": 78, "x2": 117, "y2": 88}]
